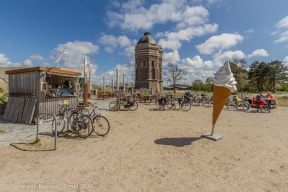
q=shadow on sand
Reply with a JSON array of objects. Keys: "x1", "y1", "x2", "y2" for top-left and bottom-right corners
[{"x1": 154, "y1": 137, "x2": 202, "y2": 147}]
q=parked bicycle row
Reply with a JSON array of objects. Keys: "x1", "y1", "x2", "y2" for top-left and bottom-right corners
[
  {"x1": 225, "y1": 93, "x2": 277, "y2": 113},
  {"x1": 51, "y1": 102, "x2": 110, "y2": 138}
]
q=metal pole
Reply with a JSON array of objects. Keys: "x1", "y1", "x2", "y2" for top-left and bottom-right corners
[
  {"x1": 116, "y1": 69, "x2": 119, "y2": 91},
  {"x1": 211, "y1": 125, "x2": 215, "y2": 135},
  {"x1": 103, "y1": 76, "x2": 106, "y2": 94},
  {"x1": 36, "y1": 117, "x2": 39, "y2": 140},
  {"x1": 112, "y1": 78, "x2": 114, "y2": 92},
  {"x1": 84, "y1": 58, "x2": 88, "y2": 104},
  {"x1": 123, "y1": 74, "x2": 125, "y2": 93},
  {"x1": 36, "y1": 113, "x2": 57, "y2": 150}
]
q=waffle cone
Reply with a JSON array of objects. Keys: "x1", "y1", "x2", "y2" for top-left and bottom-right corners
[{"x1": 213, "y1": 85, "x2": 231, "y2": 125}]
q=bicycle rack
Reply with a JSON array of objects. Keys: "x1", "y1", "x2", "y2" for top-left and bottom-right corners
[{"x1": 36, "y1": 113, "x2": 57, "y2": 150}]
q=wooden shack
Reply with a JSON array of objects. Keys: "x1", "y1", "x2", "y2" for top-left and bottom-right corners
[{"x1": 3, "y1": 67, "x2": 81, "y2": 124}]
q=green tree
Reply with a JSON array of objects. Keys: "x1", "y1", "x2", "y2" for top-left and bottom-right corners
[
  {"x1": 230, "y1": 61, "x2": 248, "y2": 91},
  {"x1": 192, "y1": 79, "x2": 203, "y2": 91},
  {"x1": 248, "y1": 60, "x2": 288, "y2": 92}
]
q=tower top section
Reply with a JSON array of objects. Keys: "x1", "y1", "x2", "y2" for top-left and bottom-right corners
[{"x1": 137, "y1": 32, "x2": 156, "y2": 45}]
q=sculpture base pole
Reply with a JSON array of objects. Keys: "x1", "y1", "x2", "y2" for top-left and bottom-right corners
[{"x1": 201, "y1": 125, "x2": 223, "y2": 141}]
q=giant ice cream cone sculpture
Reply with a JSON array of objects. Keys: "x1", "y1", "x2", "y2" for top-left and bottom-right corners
[
  {"x1": 212, "y1": 85, "x2": 231, "y2": 126},
  {"x1": 202, "y1": 61, "x2": 237, "y2": 140}
]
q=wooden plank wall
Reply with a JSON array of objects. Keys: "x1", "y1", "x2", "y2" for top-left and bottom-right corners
[
  {"x1": 6, "y1": 71, "x2": 79, "y2": 123},
  {"x1": 3, "y1": 97, "x2": 12, "y2": 120},
  {"x1": 24, "y1": 98, "x2": 37, "y2": 124},
  {"x1": 2, "y1": 97, "x2": 37, "y2": 124},
  {"x1": 17, "y1": 97, "x2": 26, "y2": 123},
  {"x1": 39, "y1": 97, "x2": 77, "y2": 120},
  {"x1": 7, "y1": 97, "x2": 16, "y2": 122}
]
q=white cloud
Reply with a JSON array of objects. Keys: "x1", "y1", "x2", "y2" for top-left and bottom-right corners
[
  {"x1": 274, "y1": 36, "x2": 288, "y2": 43},
  {"x1": 0, "y1": 53, "x2": 26, "y2": 67},
  {"x1": 175, "y1": 6, "x2": 209, "y2": 29},
  {"x1": 196, "y1": 33, "x2": 244, "y2": 54},
  {"x1": 247, "y1": 49, "x2": 269, "y2": 58},
  {"x1": 52, "y1": 41, "x2": 99, "y2": 69},
  {"x1": 277, "y1": 15, "x2": 288, "y2": 28},
  {"x1": 106, "y1": 1, "x2": 211, "y2": 31},
  {"x1": 29, "y1": 54, "x2": 45, "y2": 61},
  {"x1": 98, "y1": 35, "x2": 117, "y2": 46},
  {"x1": 98, "y1": 34, "x2": 135, "y2": 55},
  {"x1": 162, "y1": 50, "x2": 181, "y2": 66},
  {"x1": 184, "y1": 70, "x2": 215, "y2": 83},
  {"x1": 158, "y1": 24, "x2": 218, "y2": 50},
  {"x1": 283, "y1": 56, "x2": 288, "y2": 66},
  {"x1": 213, "y1": 50, "x2": 245, "y2": 66},
  {"x1": 273, "y1": 16, "x2": 288, "y2": 44},
  {"x1": 182, "y1": 55, "x2": 214, "y2": 72},
  {"x1": 244, "y1": 29, "x2": 254, "y2": 34},
  {"x1": 93, "y1": 61, "x2": 135, "y2": 85},
  {"x1": 0, "y1": 53, "x2": 10, "y2": 65}
]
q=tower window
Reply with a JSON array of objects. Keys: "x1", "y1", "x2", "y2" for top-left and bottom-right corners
[
  {"x1": 152, "y1": 61, "x2": 154, "y2": 68},
  {"x1": 143, "y1": 61, "x2": 146, "y2": 68}
]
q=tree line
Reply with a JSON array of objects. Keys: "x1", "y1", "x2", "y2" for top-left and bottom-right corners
[{"x1": 164, "y1": 59, "x2": 288, "y2": 93}]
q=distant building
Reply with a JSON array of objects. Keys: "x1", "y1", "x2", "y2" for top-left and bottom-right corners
[{"x1": 134, "y1": 32, "x2": 163, "y2": 90}]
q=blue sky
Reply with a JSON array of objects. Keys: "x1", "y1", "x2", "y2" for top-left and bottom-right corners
[{"x1": 1, "y1": 0, "x2": 288, "y2": 85}]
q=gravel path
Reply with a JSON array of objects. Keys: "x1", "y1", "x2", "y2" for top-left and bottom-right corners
[{"x1": 0, "y1": 98, "x2": 113, "y2": 148}]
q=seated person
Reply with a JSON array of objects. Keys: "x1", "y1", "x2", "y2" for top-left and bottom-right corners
[
  {"x1": 256, "y1": 92, "x2": 264, "y2": 100},
  {"x1": 267, "y1": 92, "x2": 274, "y2": 99},
  {"x1": 136, "y1": 91, "x2": 142, "y2": 97}
]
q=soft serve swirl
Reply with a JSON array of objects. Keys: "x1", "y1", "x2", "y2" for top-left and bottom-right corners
[{"x1": 213, "y1": 61, "x2": 237, "y2": 92}]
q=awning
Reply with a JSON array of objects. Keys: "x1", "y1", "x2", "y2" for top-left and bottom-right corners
[{"x1": 46, "y1": 71, "x2": 80, "y2": 78}]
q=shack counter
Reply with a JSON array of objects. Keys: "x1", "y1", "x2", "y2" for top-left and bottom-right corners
[{"x1": 3, "y1": 67, "x2": 81, "y2": 124}]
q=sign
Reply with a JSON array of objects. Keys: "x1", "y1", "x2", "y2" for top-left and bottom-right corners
[
  {"x1": 58, "y1": 100, "x2": 63, "y2": 105},
  {"x1": 63, "y1": 100, "x2": 68, "y2": 105}
]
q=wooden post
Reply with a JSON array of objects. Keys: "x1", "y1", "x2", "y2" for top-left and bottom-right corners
[{"x1": 84, "y1": 83, "x2": 88, "y2": 104}]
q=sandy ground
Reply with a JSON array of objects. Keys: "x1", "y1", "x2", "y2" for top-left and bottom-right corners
[{"x1": 0, "y1": 101, "x2": 288, "y2": 192}]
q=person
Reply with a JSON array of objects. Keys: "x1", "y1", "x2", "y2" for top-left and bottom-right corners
[
  {"x1": 256, "y1": 92, "x2": 264, "y2": 100},
  {"x1": 137, "y1": 91, "x2": 142, "y2": 97},
  {"x1": 267, "y1": 92, "x2": 274, "y2": 99}
]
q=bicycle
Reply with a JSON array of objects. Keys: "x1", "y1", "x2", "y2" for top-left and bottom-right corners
[
  {"x1": 52, "y1": 104, "x2": 92, "y2": 138},
  {"x1": 176, "y1": 95, "x2": 192, "y2": 111},
  {"x1": 157, "y1": 95, "x2": 174, "y2": 110},
  {"x1": 109, "y1": 95, "x2": 138, "y2": 111},
  {"x1": 88, "y1": 103, "x2": 110, "y2": 136}
]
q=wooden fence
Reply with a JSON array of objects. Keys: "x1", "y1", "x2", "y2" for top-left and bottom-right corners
[{"x1": 3, "y1": 97, "x2": 37, "y2": 124}]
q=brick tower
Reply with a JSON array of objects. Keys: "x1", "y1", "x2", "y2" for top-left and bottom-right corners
[{"x1": 134, "y1": 32, "x2": 163, "y2": 90}]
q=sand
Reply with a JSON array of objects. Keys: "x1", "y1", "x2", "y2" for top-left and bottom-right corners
[{"x1": 0, "y1": 101, "x2": 288, "y2": 192}]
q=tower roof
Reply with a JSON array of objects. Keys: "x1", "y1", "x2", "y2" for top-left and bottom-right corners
[{"x1": 137, "y1": 32, "x2": 156, "y2": 45}]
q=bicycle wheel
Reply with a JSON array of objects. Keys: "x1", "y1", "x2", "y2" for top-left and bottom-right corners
[
  {"x1": 256, "y1": 103, "x2": 260, "y2": 112},
  {"x1": 128, "y1": 101, "x2": 138, "y2": 111},
  {"x1": 242, "y1": 102, "x2": 250, "y2": 111},
  {"x1": 77, "y1": 115, "x2": 92, "y2": 138},
  {"x1": 171, "y1": 101, "x2": 176, "y2": 110},
  {"x1": 155, "y1": 98, "x2": 160, "y2": 107},
  {"x1": 206, "y1": 100, "x2": 212, "y2": 107},
  {"x1": 181, "y1": 101, "x2": 191, "y2": 111},
  {"x1": 92, "y1": 115, "x2": 110, "y2": 136},
  {"x1": 109, "y1": 101, "x2": 120, "y2": 111},
  {"x1": 52, "y1": 115, "x2": 66, "y2": 135},
  {"x1": 165, "y1": 99, "x2": 173, "y2": 109},
  {"x1": 267, "y1": 102, "x2": 271, "y2": 113}
]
